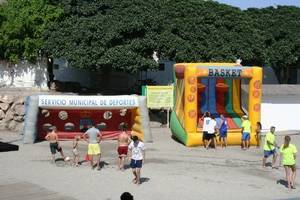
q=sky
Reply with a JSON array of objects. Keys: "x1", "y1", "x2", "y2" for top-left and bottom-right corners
[{"x1": 216, "y1": 0, "x2": 300, "y2": 10}]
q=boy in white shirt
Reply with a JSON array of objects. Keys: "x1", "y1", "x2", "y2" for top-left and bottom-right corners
[
  {"x1": 201, "y1": 112, "x2": 211, "y2": 148},
  {"x1": 128, "y1": 136, "x2": 145, "y2": 185},
  {"x1": 206, "y1": 116, "x2": 218, "y2": 149}
]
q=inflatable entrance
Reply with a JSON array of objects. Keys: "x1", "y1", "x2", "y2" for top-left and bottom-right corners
[
  {"x1": 171, "y1": 63, "x2": 262, "y2": 146},
  {"x1": 23, "y1": 95, "x2": 152, "y2": 143}
]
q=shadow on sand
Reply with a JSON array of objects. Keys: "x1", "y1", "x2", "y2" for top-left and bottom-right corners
[{"x1": 276, "y1": 179, "x2": 288, "y2": 188}]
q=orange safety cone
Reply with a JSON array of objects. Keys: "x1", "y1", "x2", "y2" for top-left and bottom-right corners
[{"x1": 85, "y1": 154, "x2": 90, "y2": 161}]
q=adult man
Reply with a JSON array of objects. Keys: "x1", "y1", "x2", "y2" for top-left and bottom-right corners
[
  {"x1": 201, "y1": 112, "x2": 211, "y2": 148},
  {"x1": 128, "y1": 136, "x2": 145, "y2": 185},
  {"x1": 263, "y1": 126, "x2": 278, "y2": 168},
  {"x1": 241, "y1": 115, "x2": 251, "y2": 150},
  {"x1": 206, "y1": 116, "x2": 218, "y2": 149},
  {"x1": 117, "y1": 127, "x2": 131, "y2": 170},
  {"x1": 45, "y1": 126, "x2": 65, "y2": 162},
  {"x1": 83, "y1": 123, "x2": 102, "y2": 170}
]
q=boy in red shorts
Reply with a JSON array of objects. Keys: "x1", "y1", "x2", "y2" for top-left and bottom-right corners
[{"x1": 117, "y1": 127, "x2": 131, "y2": 170}]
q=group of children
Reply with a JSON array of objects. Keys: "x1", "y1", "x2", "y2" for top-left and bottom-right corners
[
  {"x1": 45, "y1": 125, "x2": 146, "y2": 185},
  {"x1": 201, "y1": 111, "x2": 229, "y2": 149},
  {"x1": 200, "y1": 111, "x2": 298, "y2": 189},
  {"x1": 45, "y1": 117, "x2": 297, "y2": 189}
]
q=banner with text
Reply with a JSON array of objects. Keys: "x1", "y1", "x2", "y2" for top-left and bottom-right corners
[
  {"x1": 146, "y1": 86, "x2": 173, "y2": 108},
  {"x1": 38, "y1": 95, "x2": 139, "y2": 109}
]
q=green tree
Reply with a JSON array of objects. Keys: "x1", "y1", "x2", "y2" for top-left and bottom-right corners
[
  {"x1": 0, "y1": 0, "x2": 63, "y2": 63},
  {"x1": 43, "y1": 0, "x2": 300, "y2": 74},
  {"x1": 43, "y1": 0, "x2": 164, "y2": 73},
  {"x1": 246, "y1": 6, "x2": 300, "y2": 68},
  {"x1": 158, "y1": 1, "x2": 266, "y2": 65}
]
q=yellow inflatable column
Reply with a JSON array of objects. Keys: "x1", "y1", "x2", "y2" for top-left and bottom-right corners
[
  {"x1": 184, "y1": 65, "x2": 200, "y2": 146},
  {"x1": 131, "y1": 108, "x2": 144, "y2": 141},
  {"x1": 248, "y1": 67, "x2": 262, "y2": 145}
]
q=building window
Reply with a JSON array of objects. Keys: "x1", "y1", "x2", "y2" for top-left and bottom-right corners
[{"x1": 159, "y1": 63, "x2": 165, "y2": 71}]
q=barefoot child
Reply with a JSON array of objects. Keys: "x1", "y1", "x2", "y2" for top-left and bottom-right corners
[
  {"x1": 279, "y1": 136, "x2": 297, "y2": 189},
  {"x1": 117, "y1": 127, "x2": 131, "y2": 170},
  {"x1": 255, "y1": 122, "x2": 262, "y2": 148},
  {"x1": 128, "y1": 136, "x2": 145, "y2": 185},
  {"x1": 45, "y1": 126, "x2": 65, "y2": 162},
  {"x1": 73, "y1": 135, "x2": 80, "y2": 166}
]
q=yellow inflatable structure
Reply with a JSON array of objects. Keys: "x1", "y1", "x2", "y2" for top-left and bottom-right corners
[{"x1": 170, "y1": 63, "x2": 262, "y2": 146}]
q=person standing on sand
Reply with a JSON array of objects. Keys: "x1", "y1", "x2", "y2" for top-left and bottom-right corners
[
  {"x1": 262, "y1": 126, "x2": 278, "y2": 168},
  {"x1": 219, "y1": 114, "x2": 228, "y2": 148},
  {"x1": 201, "y1": 111, "x2": 211, "y2": 148},
  {"x1": 45, "y1": 126, "x2": 65, "y2": 162},
  {"x1": 255, "y1": 122, "x2": 262, "y2": 148},
  {"x1": 83, "y1": 123, "x2": 102, "y2": 170},
  {"x1": 117, "y1": 127, "x2": 131, "y2": 170},
  {"x1": 279, "y1": 136, "x2": 297, "y2": 189},
  {"x1": 206, "y1": 116, "x2": 218, "y2": 149},
  {"x1": 241, "y1": 115, "x2": 251, "y2": 150},
  {"x1": 128, "y1": 136, "x2": 145, "y2": 185},
  {"x1": 72, "y1": 135, "x2": 80, "y2": 167}
]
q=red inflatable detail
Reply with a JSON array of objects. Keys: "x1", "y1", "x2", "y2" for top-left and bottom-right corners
[{"x1": 175, "y1": 65, "x2": 185, "y2": 79}]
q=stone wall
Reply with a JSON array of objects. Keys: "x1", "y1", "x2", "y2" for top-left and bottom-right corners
[{"x1": 0, "y1": 94, "x2": 25, "y2": 132}]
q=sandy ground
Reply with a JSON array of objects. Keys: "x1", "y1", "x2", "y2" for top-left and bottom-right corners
[{"x1": 0, "y1": 127, "x2": 300, "y2": 200}]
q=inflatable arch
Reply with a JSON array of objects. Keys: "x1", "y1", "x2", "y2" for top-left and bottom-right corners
[
  {"x1": 23, "y1": 95, "x2": 152, "y2": 143},
  {"x1": 171, "y1": 63, "x2": 262, "y2": 146}
]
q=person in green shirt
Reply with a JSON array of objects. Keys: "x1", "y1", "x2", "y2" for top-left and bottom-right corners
[
  {"x1": 241, "y1": 115, "x2": 251, "y2": 150},
  {"x1": 262, "y1": 126, "x2": 278, "y2": 168},
  {"x1": 279, "y1": 135, "x2": 297, "y2": 189}
]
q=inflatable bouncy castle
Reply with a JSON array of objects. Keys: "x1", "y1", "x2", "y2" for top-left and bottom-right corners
[
  {"x1": 171, "y1": 63, "x2": 262, "y2": 146},
  {"x1": 23, "y1": 95, "x2": 152, "y2": 143}
]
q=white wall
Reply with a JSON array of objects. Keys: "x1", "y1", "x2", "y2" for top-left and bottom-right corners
[
  {"x1": 261, "y1": 103, "x2": 300, "y2": 131},
  {"x1": 0, "y1": 59, "x2": 48, "y2": 89}
]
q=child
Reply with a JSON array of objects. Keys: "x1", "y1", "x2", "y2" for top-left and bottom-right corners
[
  {"x1": 262, "y1": 126, "x2": 278, "y2": 168},
  {"x1": 128, "y1": 136, "x2": 145, "y2": 185},
  {"x1": 255, "y1": 122, "x2": 262, "y2": 148},
  {"x1": 279, "y1": 136, "x2": 297, "y2": 189},
  {"x1": 45, "y1": 126, "x2": 65, "y2": 162},
  {"x1": 73, "y1": 135, "x2": 80, "y2": 167},
  {"x1": 201, "y1": 111, "x2": 211, "y2": 148},
  {"x1": 219, "y1": 115, "x2": 228, "y2": 148},
  {"x1": 206, "y1": 116, "x2": 217, "y2": 149},
  {"x1": 241, "y1": 115, "x2": 251, "y2": 150}
]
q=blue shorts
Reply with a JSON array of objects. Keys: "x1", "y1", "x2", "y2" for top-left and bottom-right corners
[
  {"x1": 130, "y1": 159, "x2": 143, "y2": 168},
  {"x1": 242, "y1": 132, "x2": 250, "y2": 141},
  {"x1": 220, "y1": 130, "x2": 227, "y2": 138},
  {"x1": 264, "y1": 149, "x2": 276, "y2": 158}
]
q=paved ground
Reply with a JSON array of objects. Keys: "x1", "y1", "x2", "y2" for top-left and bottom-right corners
[{"x1": 0, "y1": 126, "x2": 300, "y2": 200}]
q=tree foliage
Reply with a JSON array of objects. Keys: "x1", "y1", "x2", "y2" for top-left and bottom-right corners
[
  {"x1": 0, "y1": 0, "x2": 63, "y2": 63},
  {"x1": 246, "y1": 6, "x2": 300, "y2": 69},
  {"x1": 43, "y1": 0, "x2": 164, "y2": 72},
  {"x1": 158, "y1": 1, "x2": 266, "y2": 65},
  {"x1": 1, "y1": 0, "x2": 299, "y2": 72}
]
